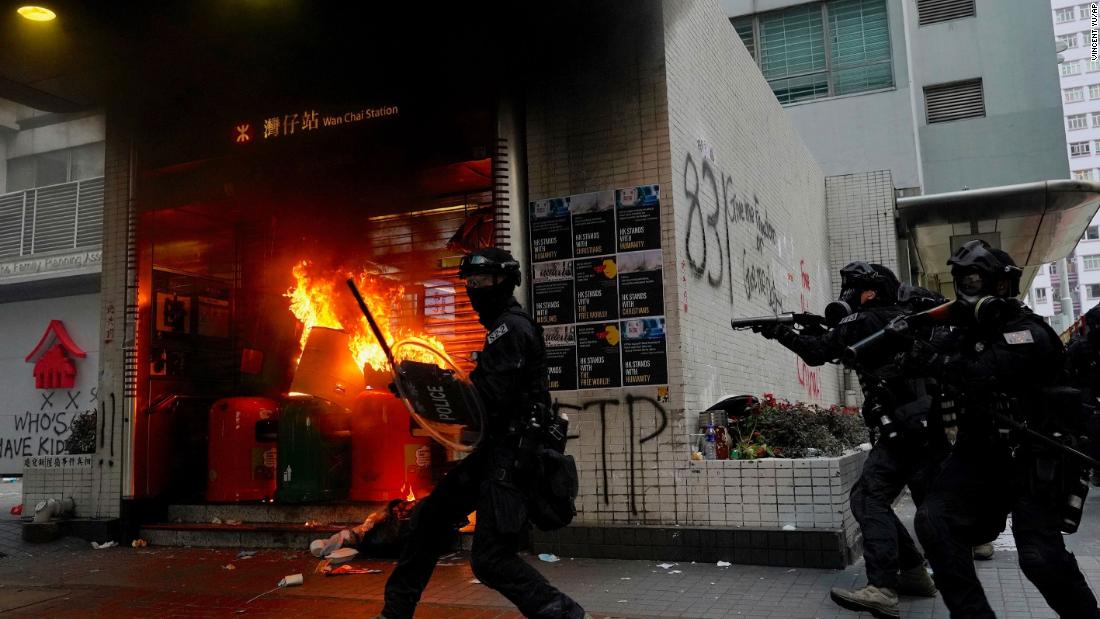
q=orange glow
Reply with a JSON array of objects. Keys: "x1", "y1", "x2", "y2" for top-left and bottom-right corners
[{"x1": 285, "y1": 260, "x2": 449, "y2": 373}]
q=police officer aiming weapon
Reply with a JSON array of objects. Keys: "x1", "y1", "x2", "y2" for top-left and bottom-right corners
[
  {"x1": 730, "y1": 312, "x2": 828, "y2": 335},
  {"x1": 746, "y1": 262, "x2": 941, "y2": 618},
  {"x1": 876, "y1": 240, "x2": 1100, "y2": 618},
  {"x1": 844, "y1": 299, "x2": 1100, "y2": 472}
]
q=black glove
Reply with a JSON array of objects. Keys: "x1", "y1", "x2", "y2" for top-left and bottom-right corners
[
  {"x1": 898, "y1": 340, "x2": 947, "y2": 377},
  {"x1": 753, "y1": 323, "x2": 792, "y2": 341}
]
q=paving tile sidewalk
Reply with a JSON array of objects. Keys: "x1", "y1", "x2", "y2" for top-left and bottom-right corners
[{"x1": 0, "y1": 487, "x2": 1096, "y2": 618}]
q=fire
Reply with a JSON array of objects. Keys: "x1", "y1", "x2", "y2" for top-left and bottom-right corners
[{"x1": 285, "y1": 260, "x2": 449, "y2": 373}]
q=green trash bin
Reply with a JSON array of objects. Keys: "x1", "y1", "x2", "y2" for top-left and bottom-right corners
[{"x1": 275, "y1": 394, "x2": 352, "y2": 503}]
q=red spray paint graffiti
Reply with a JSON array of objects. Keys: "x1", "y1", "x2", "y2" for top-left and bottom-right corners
[{"x1": 795, "y1": 259, "x2": 822, "y2": 401}]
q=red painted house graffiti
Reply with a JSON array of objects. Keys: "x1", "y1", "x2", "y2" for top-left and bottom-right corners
[
  {"x1": 795, "y1": 259, "x2": 822, "y2": 401},
  {"x1": 25, "y1": 320, "x2": 87, "y2": 390}
]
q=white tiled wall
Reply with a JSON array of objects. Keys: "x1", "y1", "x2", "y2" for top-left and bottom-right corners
[{"x1": 526, "y1": 0, "x2": 850, "y2": 530}]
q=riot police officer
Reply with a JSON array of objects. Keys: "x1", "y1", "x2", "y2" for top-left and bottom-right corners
[
  {"x1": 1064, "y1": 305, "x2": 1100, "y2": 486},
  {"x1": 909, "y1": 240, "x2": 1100, "y2": 618},
  {"x1": 375, "y1": 248, "x2": 589, "y2": 619},
  {"x1": 755, "y1": 262, "x2": 937, "y2": 619}
]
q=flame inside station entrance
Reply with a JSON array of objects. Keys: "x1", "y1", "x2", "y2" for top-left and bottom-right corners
[{"x1": 285, "y1": 260, "x2": 450, "y2": 375}]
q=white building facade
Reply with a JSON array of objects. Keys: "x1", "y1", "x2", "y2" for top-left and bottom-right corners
[
  {"x1": 1026, "y1": 2, "x2": 1100, "y2": 331},
  {"x1": 724, "y1": 0, "x2": 1072, "y2": 296},
  {"x1": 0, "y1": 101, "x2": 104, "y2": 476}
]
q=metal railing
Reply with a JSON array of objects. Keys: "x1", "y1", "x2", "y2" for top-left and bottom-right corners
[{"x1": 0, "y1": 177, "x2": 104, "y2": 259}]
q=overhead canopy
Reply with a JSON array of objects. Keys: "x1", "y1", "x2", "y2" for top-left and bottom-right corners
[{"x1": 897, "y1": 180, "x2": 1100, "y2": 296}]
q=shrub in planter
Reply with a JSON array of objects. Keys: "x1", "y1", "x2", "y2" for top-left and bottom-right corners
[
  {"x1": 63, "y1": 410, "x2": 97, "y2": 455},
  {"x1": 728, "y1": 394, "x2": 865, "y2": 459}
]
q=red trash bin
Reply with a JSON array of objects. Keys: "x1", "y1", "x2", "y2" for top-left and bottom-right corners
[
  {"x1": 207, "y1": 397, "x2": 279, "y2": 502},
  {"x1": 349, "y1": 389, "x2": 433, "y2": 502}
]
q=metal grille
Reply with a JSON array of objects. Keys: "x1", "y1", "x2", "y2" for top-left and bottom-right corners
[
  {"x1": 916, "y1": 0, "x2": 975, "y2": 26},
  {"x1": 0, "y1": 193, "x2": 23, "y2": 257},
  {"x1": 0, "y1": 177, "x2": 105, "y2": 259},
  {"x1": 363, "y1": 196, "x2": 493, "y2": 374},
  {"x1": 924, "y1": 79, "x2": 985, "y2": 124},
  {"x1": 492, "y1": 138, "x2": 512, "y2": 252}
]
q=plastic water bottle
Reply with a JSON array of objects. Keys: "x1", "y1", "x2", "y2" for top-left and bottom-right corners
[{"x1": 703, "y1": 422, "x2": 717, "y2": 460}]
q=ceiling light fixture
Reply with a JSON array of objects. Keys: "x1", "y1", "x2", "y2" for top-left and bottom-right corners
[{"x1": 17, "y1": 6, "x2": 56, "y2": 22}]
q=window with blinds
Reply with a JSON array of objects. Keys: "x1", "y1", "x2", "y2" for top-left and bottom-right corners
[
  {"x1": 915, "y1": 0, "x2": 976, "y2": 26},
  {"x1": 731, "y1": 16, "x2": 755, "y2": 59},
  {"x1": 829, "y1": 0, "x2": 892, "y2": 95},
  {"x1": 924, "y1": 79, "x2": 985, "y2": 124},
  {"x1": 759, "y1": 3, "x2": 828, "y2": 104},
  {"x1": 735, "y1": 0, "x2": 892, "y2": 104}
]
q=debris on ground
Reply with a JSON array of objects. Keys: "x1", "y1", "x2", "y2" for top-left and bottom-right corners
[
  {"x1": 211, "y1": 517, "x2": 223, "y2": 524},
  {"x1": 437, "y1": 551, "x2": 463, "y2": 566},
  {"x1": 322, "y1": 564, "x2": 382, "y2": 576},
  {"x1": 278, "y1": 573, "x2": 304, "y2": 587},
  {"x1": 537, "y1": 553, "x2": 560, "y2": 562},
  {"x1": 717, "y1": 561, "x2": 731, "y2": 567},
  {"x1": 222, "y1": 564, "x2": 237, "y2": 570},
  {"x1": 9, "y1": 504, "x2": 22, "y2": 516},
  {"x1": 656, "y1": 563, "x2": 676, "y2": 569},
  {"x1": 91, "y1": 541, "x2": 117, "y2": 549},
  {"x1": 327, "y1": 548, "x2": 358, "y2": 565},
  {"x1": 225, "y1": 519, "x2": 242, "y2": 525},
  {"x1": 131, "y1": 539, "x2": 148, "y2": 548},
  {"x1": 669, "y1": 570, "x2": 683, "y2": 574},
  {"x1": 782, "y1": 524, "x2": 796, "y2": 531},
  {"x1": 237, "y1": 550, "x2": 258, "y2": 559}
]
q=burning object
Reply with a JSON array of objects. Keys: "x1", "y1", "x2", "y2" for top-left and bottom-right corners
[{"x1": 289, "y1": 326, "x2": 364, "y2": 410}]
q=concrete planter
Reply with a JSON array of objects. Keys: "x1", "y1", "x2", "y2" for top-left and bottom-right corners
[
  {"x1": 532, "y1": 448, "x2": 871, "y2": 568},
  {"x1": 685, "y1": 447, "x2": 868, "y2": 532}
]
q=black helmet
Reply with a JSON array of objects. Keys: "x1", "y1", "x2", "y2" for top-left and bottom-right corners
[
  {"x1": 947, "y1": 240, "x2": 1022, "y2": 303},
  {"x1": 458, "y1": 247, "x2": 521, "y2": 287},
  {"x1": 1086, "y1": 305, "x2": 1100, "y2": 330},
  {"x1": 838, "y1": 261, "x2": 898, "y2": 304},
  {"x1": 825, "y1": 261, "x2": 899, "y2": 325},
  {"x1": 1086, "y1": 306, "x2": 1100, "y2": 347}
]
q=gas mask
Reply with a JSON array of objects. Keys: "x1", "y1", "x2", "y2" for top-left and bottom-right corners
[
  {"x1": 824, "y1": 288, "x2": 861, "y2": 327},
  {"x1": 949, "y1": 294, "x2": 1011, "y2": 328},
  {"x1": 467, "y1": 285, "x2": 511, "y2": 318}
]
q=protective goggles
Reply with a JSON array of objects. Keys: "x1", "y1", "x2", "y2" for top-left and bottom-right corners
[
  {"x1": 954, "y1": 271, "x2": 985, "y2": 297},
  {"x1": 459, "y1": 254, "x2": 494, "y2": 270},
  {"x1": 462, "y1": 273, "x2": 501, "y2": 289}
]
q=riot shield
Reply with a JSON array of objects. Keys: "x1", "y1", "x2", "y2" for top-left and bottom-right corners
[{"x1": 391, "y1": 338, "x2": 485, "y2": 452}]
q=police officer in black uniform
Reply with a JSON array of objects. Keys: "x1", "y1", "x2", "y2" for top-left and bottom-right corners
[
  {"x1": 755, "y1": 262, "x2": 937, "y2": 619},
  {"x1": 1065, "y1": 305, "x2": 1100, "y2": 486},
  {"x1": 909, "y1": 240, "x2": 1100, "y2": 618},
  {"x1": 375, "y1": 248, "x2": 588, "y2": 619}
]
